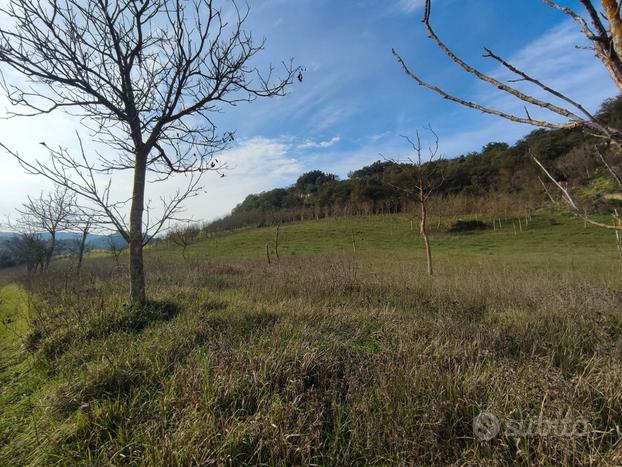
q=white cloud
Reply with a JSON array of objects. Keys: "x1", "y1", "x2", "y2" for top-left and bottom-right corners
[
  {"x1": 395, "y1": 0, "x2": 425, "y2": 13},
  {"x1": 171, "y1": 136, "x2": 304, "y2": 222},
  {"x1": 307, "y1": 102, "x2": 358, "y2": 133},
  {"x1": 223, "y1": 136, "x2": 301, "y2": 176},
  {"x1": 297, "y1": 136, "x2": 341, "y2": 150}
]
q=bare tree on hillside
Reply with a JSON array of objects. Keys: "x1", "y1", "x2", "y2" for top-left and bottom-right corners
[
  {"x1": 168, "y1": 224, "x2": 201, "y2": 260},
  {"x1": 107, "y1": 235, "x2": 125, "y2": 268},
  {"x1": 0, "y1": 0, "x2": 298, "y2": 305},
  {"x1": 71, "y1": 208, "x2": 98, "y2": 272},
  {"x1": 13, "y1": 187, "x2": 75, "y2": 270},
  {"x1": 393, "y1": 0, "x2": 622, "y2": 232},
  {"x1": 385, "y1": 128, "x2": 443, "y2": 276}
]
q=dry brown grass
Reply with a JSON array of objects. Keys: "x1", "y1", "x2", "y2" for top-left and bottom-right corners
[{"x1": 1, "y1": 250, "x2": 621, "y2": 465}]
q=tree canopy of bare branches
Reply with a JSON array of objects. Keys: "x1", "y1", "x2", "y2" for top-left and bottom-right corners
[
  {"x1": 168, "y1": 223, "x2": 201, "y2": 259},
  {"x1": 0, "y1": 0, "x2": 298, "y2": 304},
  {"x1": 393, "y1": 0, "x2": 622, "y2": 232},
  {"x1": 5, "y1": 232, "x2": 48, "y2": 272},
  {"x1": 12, "y1": 186, "x2": 76, "y2": 269}
]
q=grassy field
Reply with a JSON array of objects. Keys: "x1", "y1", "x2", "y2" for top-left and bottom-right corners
[
  {"x1": 1, "y1": 211, "x2": 621, "y2": 465},
  {"x1": 155, "y1": 211, "x2": 620, "y2": 275}
]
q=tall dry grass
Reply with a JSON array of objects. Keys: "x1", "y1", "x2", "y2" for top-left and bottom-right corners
[{"x1": 2, "y1": 253, "x2": 622, "y2": 465}]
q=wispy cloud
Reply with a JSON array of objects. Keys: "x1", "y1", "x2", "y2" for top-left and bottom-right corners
[
  {"x1": 223, "y1": 136, "x2": 302, "y2": 176},
  {"x1": 395, "y1": 0, "x2": 425, "y2": 13},
  {"x1": 175, "y1": 136, "x2": 303, "y2": 221},
  {"x1": 298, "y1": 136, "x2": 341, "y2": 150}
]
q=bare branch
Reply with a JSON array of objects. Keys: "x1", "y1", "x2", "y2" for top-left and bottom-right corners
[{"x1": 392, "y1": 49, "x2": 577, "y2": 130}]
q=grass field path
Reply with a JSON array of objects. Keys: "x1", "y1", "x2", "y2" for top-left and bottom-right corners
[{"x1": 0, "y1": 284, "x2": 47, "y2": 465}]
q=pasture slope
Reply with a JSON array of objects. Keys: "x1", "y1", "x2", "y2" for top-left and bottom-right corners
[{"x1": 1, "y1": 211, "x2": 621, "y2": 465}]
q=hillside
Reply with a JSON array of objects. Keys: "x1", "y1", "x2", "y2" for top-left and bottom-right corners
[
  {"x1": 203, "y1": 97, "x2": 622, "y2": 234},
  {"x1": 158, "y1": 211, "x2": 619, "y2": 271},
  {"x1": 1, "y1": 211, "x2": 621, "y2": 465}
]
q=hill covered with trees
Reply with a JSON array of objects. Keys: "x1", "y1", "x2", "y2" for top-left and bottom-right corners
[{"x1": 205, "y1": 97, "x2": 622, "y2": 233}]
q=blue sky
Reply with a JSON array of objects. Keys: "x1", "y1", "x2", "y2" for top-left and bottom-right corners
[{"x1": 0, "y1": 0, "x2": 619, "y2": 223}]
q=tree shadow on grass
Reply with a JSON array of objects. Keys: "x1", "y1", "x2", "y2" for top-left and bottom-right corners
[{"x1": 35, "y1": 301, "x2": 182, "y2": 361}]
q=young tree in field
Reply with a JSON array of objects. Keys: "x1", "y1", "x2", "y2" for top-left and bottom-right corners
[
  {"x1": 385, "y1": 129, "x2": 443, "y2": 276},
  {"x1": 14, "y1": 187, "x2": 75, "y2": 270},
  {"x1": 393, "y1": 0, "x2": 622, "y2": 233},
  {"x1": 107, "y1": 235, "x2": 125, "y2": 268},
  {"x1": 0, "y1": 0, "x2": 298, "y2": 305},
  {"x1": 168, "y1": 224, "x2": 201, "y2": 260},
  {"x1": 71, "y1": 208, "x2": 98, "y2": 272}
]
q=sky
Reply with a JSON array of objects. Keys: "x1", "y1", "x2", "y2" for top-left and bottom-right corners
[{"x1": 0, "y1": 0, "x2": 619, "y2": 226}]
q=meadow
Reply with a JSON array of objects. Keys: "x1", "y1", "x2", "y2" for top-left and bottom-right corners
[{"x1": 1, "y1": 211, "x2": 622, "y2": 465}]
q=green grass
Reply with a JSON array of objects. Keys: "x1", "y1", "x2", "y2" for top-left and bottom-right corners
[
  {"x1": 155, "y1": 210, "x2": 620, "y2": 275},
  {"x1": 1, "y1": 211, "x2": 621, "y2": 465},
  {"x1": 0, "y1": 284, "x2": 52, "y2": 464}
]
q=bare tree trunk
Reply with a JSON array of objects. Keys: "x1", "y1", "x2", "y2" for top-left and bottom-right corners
[
  {"x1": 76, "y1": 223, "x2": 90, "y2": 272},
  {"x1": 274, "y1": 224, "x2": 280, "y2": 261},
  {"x1": 129, "y1": 152, "x2": 147, "y2": 306},
  {"x1": 420, "y1": 190, "x2": 433, "y2": 276},
  {"x1": 44, "y1": 232, "x2": 56, "y2": 270},
  {"x1": 265, "y1": 242, "x2": 271, "y2": 265},
  {"x1": 616, "y1": 210, "x2": 622, "y2": 259}
]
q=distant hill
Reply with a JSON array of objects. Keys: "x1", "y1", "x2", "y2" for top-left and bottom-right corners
[
  {"x1": 204, "y1": 96, "x2": 622, "y2": 233},
  {"x1": 0, "y1": 231, "x2": 126, "y2": 269},
  {"x1": 0, "y1": 231, "x2": 126, "y2": 249}
]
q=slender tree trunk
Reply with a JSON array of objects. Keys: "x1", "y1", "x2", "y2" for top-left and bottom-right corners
[
  {"x1": 274, "y1": 224, "x2": 280, "y2": 261},
  {"x1": 45, "y1": 232, "x2": 56, "y2": 270},
  {"x1": 616, "y1": 210, "x2": 622, "y2": 259},
  {"x1": 129, "y1": 151, "x2": 147, "y2": 305},
  {"x1": 419, "y1": 189, "x2": 433, "y2": 276},
  {"x1": 77, "y1": 223, "x2": 90, "y2": 272}
]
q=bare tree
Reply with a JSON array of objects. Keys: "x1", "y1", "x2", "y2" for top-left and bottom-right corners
[
  {"x1": 107, "y1": 235, "x2": 125, "y2": 268},
  {"x1": 13, "y1": 187, "x2": 75, "y2": 270},
  {"x1": 71, "y1": 208, "x2": 99, "y2": 272},
  {"x1": 393, "y1": 0, "x2": 622, "y2": 232},
  {"x1": 385, "y1": 128, "x2": 443, "y2": 276},
  {"x1": 0, "y1": 0, "x2": 298, "y2": 305},
  {"x1": 6, "y1": 231, "x2": 47, "y2": 272},
  {"x1": 168, "y1": 223, "x2": 200, "y2": 260}
]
